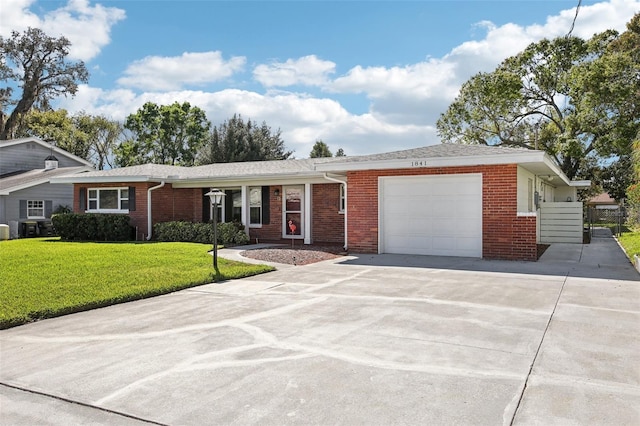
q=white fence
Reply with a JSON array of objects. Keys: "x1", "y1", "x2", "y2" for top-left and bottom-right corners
[{"x1": 539, "y1": 202, "x2": 583, "y2": 244}]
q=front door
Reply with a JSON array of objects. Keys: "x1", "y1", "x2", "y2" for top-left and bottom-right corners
[{"x1": 283, "y1": 185, "x2": 304, "y2": 239}]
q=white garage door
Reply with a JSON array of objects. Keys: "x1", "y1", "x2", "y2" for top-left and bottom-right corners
[{"x1": 380, "y1": 174, "x2": 482, "y2": 257}]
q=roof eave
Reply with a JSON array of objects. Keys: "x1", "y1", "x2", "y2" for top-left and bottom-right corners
[
  {"x1": 1, "y1": 167, "x2": 95, "y2": 193},
  {"x1": 51, "y1": 175, "x2": 158, "y2": 184},
  {"x1": 314, "y1": 151, "x2": 548, "y2": 172}
]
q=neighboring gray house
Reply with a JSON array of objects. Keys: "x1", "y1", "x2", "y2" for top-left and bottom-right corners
[{"x1": 0, "y1": 137, "x2": 93, "y2": 238}]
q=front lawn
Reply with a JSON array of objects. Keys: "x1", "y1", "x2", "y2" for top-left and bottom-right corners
[
  {"x1": 604, "y1": 224, "x2": 640, "y2": 260},
  {"x1": 0, "y1": 238, "x2": 274, "y2": 329}
]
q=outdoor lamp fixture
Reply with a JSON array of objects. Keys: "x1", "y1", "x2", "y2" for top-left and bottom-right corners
[{"x1": 205, "y1": 189, "x2": 226, "y2": 279}]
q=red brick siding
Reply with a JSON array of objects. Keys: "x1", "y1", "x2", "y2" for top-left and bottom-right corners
[
  {"x1": 74, "y1": 183, "x2": 203, "y2": 240},
  {"x1": 248, "y1": 185, "x2": 283, "y2": 243},
  {"x1": 346, "y1": 164, "x2": 537, "y2": 261},
  {"x1": 312, "y1": 183, "x2": 345, "y2": 244},
  {"x1": 246, "y1": 184, "x2": 345, "y2": 245}
]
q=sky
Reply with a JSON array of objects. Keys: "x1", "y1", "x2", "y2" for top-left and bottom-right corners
[{"x1": 1, "y1": 0, "x2": 638, "y2": 158}]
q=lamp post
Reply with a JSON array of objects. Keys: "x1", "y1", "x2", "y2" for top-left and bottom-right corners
[{"x1": 205, "y1": 189, "x2": 226, "y2": 279}]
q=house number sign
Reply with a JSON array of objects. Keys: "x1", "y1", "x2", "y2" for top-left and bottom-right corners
[{"x1": 410, "y1": 160, "x2": 429, "y2": 167}]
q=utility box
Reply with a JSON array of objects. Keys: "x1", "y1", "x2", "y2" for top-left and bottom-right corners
[
  {"x1": 38, "y1": 220, "x2": 54, "y2": 237},
  {"x1": 21, "y1": 221, "x2": 38, "y2": 238}
]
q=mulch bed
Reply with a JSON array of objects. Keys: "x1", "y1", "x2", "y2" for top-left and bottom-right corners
[{"x1": 240, "y1": 245, "x2": 346, "y2": 265}]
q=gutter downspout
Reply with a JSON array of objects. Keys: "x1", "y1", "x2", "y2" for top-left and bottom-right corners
[
  {"x1": 146, "y1": 181, "x2": 165, "y2": 240},
  {"x1": 323, "y1": 173, "x2": 348, "y2": 251}
]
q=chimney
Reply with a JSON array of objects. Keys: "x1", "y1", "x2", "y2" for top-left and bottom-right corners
[{"x1": 45, "y1": 154, "x2": 59, "y2": 170}]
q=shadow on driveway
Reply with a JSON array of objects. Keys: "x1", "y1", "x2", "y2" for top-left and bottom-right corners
[{"x1": 338, "y1": 228, "x2": 639, "y2": 282}]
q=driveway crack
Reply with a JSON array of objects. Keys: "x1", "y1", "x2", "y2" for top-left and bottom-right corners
[
  {"x1": 0, "y1": 382, "x2": 166, "y2": 425},
  {"x1": 506, "y1": 274, "x2": 568, "y2": 425}
]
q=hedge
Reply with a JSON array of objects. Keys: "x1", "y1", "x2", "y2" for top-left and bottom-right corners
[
  {"x1": 153, "y1": 221, "x2": 249, "y2": 246},
  {"x1": 52, "y1": 214, "x2": 132, "y2": 241}
]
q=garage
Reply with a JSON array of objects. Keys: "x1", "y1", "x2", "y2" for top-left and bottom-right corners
[{"x1": 379, "y1": 174, "x2": 483, "y2": 257}]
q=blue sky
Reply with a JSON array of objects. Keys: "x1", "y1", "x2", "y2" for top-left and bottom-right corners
[{"x1": 1, "y1": 0, "x2": 638, "y2": 158}]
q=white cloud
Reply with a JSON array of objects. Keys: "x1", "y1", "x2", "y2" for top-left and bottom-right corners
[
  {"x1": 253, "y1": 55, "x2": 336, "y2": 87},
  {"x1": 59, "y1": 85, "x2": 437, "y2": 157},
  {"x1": 117, "y1": 51, "x2": 246, "y2": 91},
  {"x1": 35, "y1": 0, "x2": 640, "y2": 157},
  {"x1": 325, "y1": 0, "x2": 640, "y2": 127},
  {"x1": 0, "y1": 0, "x2": 126, "y2": 61},
  {"x1": 0, "y1": 0, "x2": 41, "y2": 34}
]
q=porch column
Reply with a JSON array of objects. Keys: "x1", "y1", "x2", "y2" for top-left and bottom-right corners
[
  {"x1": 304, "y1": 183, "x2": 312, "y2": 244},
  {"x1": 241, "y1": 185, "x2": 248, "y2": 233}
]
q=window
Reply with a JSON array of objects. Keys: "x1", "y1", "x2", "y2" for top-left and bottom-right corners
[
  {"x1": 339, "y1": 184, "x2": 346, "y2": 213},
  {"x1": 27, "y1": 200, "x2": 45, "y2": 218},
  {"x1": 249, "y1": 187, "x2": 262, "y2": 226},
  {"x1": 87, "y1": 188, "x2": 129, "y2": 212}
]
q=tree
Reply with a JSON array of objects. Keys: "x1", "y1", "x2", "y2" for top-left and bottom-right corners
[
  {"x1": 599, "y1": 155, "x2": 633, "y2": 201},
  {"x1": 0, "y1": 27, "x2": 89, "y2": 140},
  {"x1": 197, "y1": 114, "x2": 293, "y2": 164},
  {"x1": 15, "y1": 109, "x2": 123, "y2": 169},
  {"x1": 309, "y1": 140, "x2": 332, "y2": 158},
  {"x1": 75, "y1": 113, "x2": 123, "y2": 170},
  {"x1": 117, "y1": 101, "x2": 210, "y2": 166},
  {"x1": 16, "y1": 109, "x2": 90, "y2": 159},
  {"x1": 437, "y1": 14, "x2": 639, "y2": 180},
  {"x1": 335, "y1": 148, "x2": 346, "y2": 157}
]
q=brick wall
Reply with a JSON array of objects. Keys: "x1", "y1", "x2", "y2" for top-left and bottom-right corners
[
  {"x1": 74, "y1": 183, "x2": 203, "y2": 240},
  {"x1": 246, "y1": 184, "x2": 345, "y2": 245},
  {"x1": 248, "y1": 185, "x2": 283, "y2": 243},
  {"x1": 346, "y1": 164, "x2": 538, "y2": 261},
  {"x1": 312, "y1": 183, "x2": 345, "y2": 244}
]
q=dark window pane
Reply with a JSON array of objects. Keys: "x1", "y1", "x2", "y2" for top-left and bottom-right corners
[
  {"x1": 250, "y1": 207, "x2": 261, "y2": 224},
  {"x1": 99, "y1": 190, "x2": 118, "y2": 209}
]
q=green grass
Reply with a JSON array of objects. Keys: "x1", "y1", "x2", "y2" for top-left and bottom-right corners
[
  {"x1": 0, "y1": 238, "x2": 274, "y2": 329},
  {"x1": 601, "y1": 224, "x2": 640, "y2": 260},
  {"x1": 616, "y1": 229, "x2": 640, "y2": 260}
]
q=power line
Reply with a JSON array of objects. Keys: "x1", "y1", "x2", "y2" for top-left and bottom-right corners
[{"x1": 566, "y1": 0, "x2": 582, "y2": 38}]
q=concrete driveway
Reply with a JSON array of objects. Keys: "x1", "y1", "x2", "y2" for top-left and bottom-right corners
[{"x1": 1, "y1": 229, "x2": 639, "y2": 425}]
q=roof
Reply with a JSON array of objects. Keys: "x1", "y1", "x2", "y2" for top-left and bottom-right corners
[
  {"x1": 0, "y1": 166, "x2": 92, "y2": 195},
  {"x1": 50, "y1": 144, "x2": 587, "y2": 188},
  {"x1": 0, "y1": 137, "x2": 93, "y2": 168},
  {"x1": 325, "y1": 144, "x2": 533, "y2": 163},
  {"x1": 587, "y1": 192, "x2": 617, "y2": 205},
  {"x1": 53, "y1": 157, "x2": 343, "y2": 184}
]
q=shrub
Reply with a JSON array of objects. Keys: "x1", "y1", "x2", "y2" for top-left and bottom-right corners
[
  {"x1": 52, "y1": 214, "x2": 132, "y2": 241},
  {"x1": 153, "y1": 221, "x2": 249, "y2": 246}
]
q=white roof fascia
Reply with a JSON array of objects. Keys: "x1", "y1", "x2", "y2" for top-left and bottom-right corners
[
  {"x1": 172, "y1": 173, "x2": 330, "y2": 188},
  {"x1": 570, "y1": 180, "x2": 591, "y2": 188},
  {"x1": 1, "y1": 166, "x2": 94, "y2": 194},
  {"x1": 51, "y1": 175, "x2": 156, "y2": 184},
  {"x1": 0, "y1": 137, "x2": 94, "y2": 167},
  {"x1": 314, "y1": 151, "x2": 548, "y2": 172}
]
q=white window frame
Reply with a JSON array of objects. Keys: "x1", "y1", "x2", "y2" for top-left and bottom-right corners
[
  {"x1": 87, "y1": 187, "x2": 129, "y2": 213},
  {"x1": 339, "y1": 184, "x2": 346, "y2": 213},
  {"x1": 27, "y1": 200, "x2": 45, "y2": 219},
  {"x1": 248, "y1": 187, "x2": 262, "y2": 228}
]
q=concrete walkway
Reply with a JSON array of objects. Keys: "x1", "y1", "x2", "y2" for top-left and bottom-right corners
[{"x1": 1, "y1": 229, "x2": 638, "y2": 425}]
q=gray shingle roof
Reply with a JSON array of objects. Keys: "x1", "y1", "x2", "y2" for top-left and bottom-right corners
[
  {"x1": 0, "y1": 166, "x2": 90, "y2": 194},
  {"x1": 69, "y1": 157, "x2": 343, "y2": 181},
  {"x1": 50, "y1": 144, "x2": 543, "y2": 183},
  {"x1": 327, "y1": 144, "x2": 535, "y2": 163}
]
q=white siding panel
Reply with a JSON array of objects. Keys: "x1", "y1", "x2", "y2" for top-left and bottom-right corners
[{"x1": 539, "y1": 202, "x2": 583, "y2": 244}]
